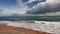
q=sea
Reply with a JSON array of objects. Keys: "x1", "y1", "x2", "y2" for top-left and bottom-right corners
[
  {"x1": 0, "y1": 16, "x2": 60, "y2": 34},
  {"x1": 0, "y1": 16, "x2": 60, "y2": 21}
]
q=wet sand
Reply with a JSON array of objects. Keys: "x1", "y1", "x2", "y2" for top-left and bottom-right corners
[{"x1": 0, "y1": 26, "x2": 51, "y2": 34}]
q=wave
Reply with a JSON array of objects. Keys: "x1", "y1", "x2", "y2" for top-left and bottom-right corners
[{"x1": 0, "y1": 21, "x2": 60, "y2": 34}]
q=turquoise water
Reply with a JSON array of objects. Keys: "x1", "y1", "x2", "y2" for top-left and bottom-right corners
[{"x1": 0, "y1": 16, "x2": 60, "y2": 21}]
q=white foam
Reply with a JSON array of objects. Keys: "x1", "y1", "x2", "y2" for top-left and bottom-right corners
[{"x1": 0, "y1": 21, "x2": 60, "y2": 34}]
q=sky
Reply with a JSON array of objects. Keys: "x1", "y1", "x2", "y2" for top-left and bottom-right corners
[{"x1": 0, "y1": 0, "x2": 60, "y2": 16}]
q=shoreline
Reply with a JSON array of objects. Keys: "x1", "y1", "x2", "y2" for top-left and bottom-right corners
[
  {"x1": 0, "y1": 26, "x2": 51, "y2": 34},
  {"x1": 0, "y1": 21, "x2": 59, "y2": 34}
]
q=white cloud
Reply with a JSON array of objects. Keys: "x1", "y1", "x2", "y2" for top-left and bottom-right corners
[
  {"x1": 37, "y1": 11, "x2": 60, "y2": 16},
  {"x1": 0, "y1": 6, "x2": 29, "y2": 16},
  {"x1": 27, "y1": 0, "x2": 60, "y2": 15},
  {"x1": 25, "y1": 0, "x2": 44, "y2": 4},
  {"x1": 25, "y1": 0, "x2": 36, "y2": 4},
  {"x1": 0, "y1": 7, "x2": 14, "y2": 16},
  {"x1": 16, "y1": 0, "x2": 29, "y2": 14},
  {"x1": 33, "y1": 0, "x2": 60, "y2": 9},
  {"x1": 45, "y1": 11, "x2": 60, "y2": 16},
  {"x1": 28, "y1": 0, "x2": 35, "y2": 3},
  {"x1": 0, "y1": 0, "x2": 30, "y2": 16}
]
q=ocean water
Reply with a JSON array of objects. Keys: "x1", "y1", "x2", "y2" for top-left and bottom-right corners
[
  {"x1": 0, "y1": 21, "x2": 60, "y2": 34},
  {"x1": 0, "y1": 16, "x2": 60, "y2": 34},
  {"x1": 0, "y1": 16, "x2": 60, "y2": 21}
]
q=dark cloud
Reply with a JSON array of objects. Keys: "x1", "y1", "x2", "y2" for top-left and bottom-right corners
[{"x1": 26, "y1": 0, "x2": 60, "y2": 14}]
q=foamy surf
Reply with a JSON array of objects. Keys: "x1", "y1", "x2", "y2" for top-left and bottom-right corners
[{"x1": 0, "y1": 21, "x2": 60, "y2": 34}]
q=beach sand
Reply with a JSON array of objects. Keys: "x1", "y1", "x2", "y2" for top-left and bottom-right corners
[{"x1": 0, "y1": 26, "x2": 51, "y2": 34}]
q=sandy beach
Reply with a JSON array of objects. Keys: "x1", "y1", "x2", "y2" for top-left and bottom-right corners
[{"x1": 0, "y1": 26, "x2": 51, "y2": 34}]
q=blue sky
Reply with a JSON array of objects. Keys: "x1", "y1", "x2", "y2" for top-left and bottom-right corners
[
  {"x1": 0, "y1": 0, "x2": 46, "y2": 8},
  {"x1": 0, "y1": 0, "x2": 46, "y2": 16},
  {"x1": 0, "y1": 0, "x2": 60, "y2": 16},
  {"x1": 0, "y1": 0, "x2": 17, "y2": 8},
  {"x1": 26, "y1": 0, "x2": 46, "y2": 8}
]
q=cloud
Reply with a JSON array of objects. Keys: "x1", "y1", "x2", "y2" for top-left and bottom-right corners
[
  {"x1": 26, "y1": 0, "x2": 60, "y2": 15},
  {"x1": 0, "y1": 6, "x2": 29, "y2": 16},
  {"x1": 25, "y1": 0, "x2": 46, "y2": 8},
  {"x1": 25, "y1": 0, "x2": 46, "y2": 4},
  {"x1": 45, "y1": 11, "x2": 60, "y2": 16},
  {"x1": 25, "y1": 0, "x2": 36, "y2": 4},
  {"x1": 0, "y1": 0, "x2": 47, "y2": 16},
  {"x1": 0, "y1": 0, "x2": 30, "y2": 16},
  {"x1": 16, "y1": 0, "x2": 29, "y2": 14},
  {"x1": 0, "y1": 7, "x2": 15, "y2": 16},
  {"x1": 0, "y1": 7, "x2": 21, "y2": 14}
]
